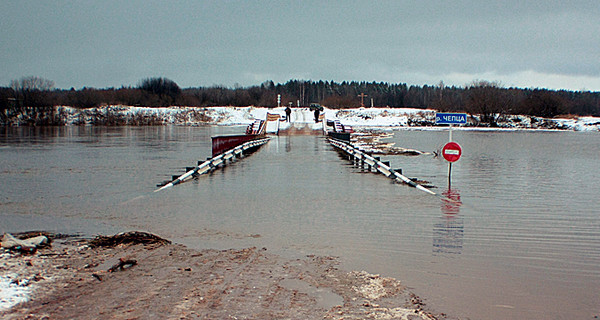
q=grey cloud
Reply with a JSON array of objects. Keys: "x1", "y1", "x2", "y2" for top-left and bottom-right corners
[{"x1": 1, "y1": 0, "x2": 599, "y2": 90}]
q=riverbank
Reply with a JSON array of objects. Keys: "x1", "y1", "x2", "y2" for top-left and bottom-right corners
[
  {"x1": 5, "y1": 105, "x2": 600, "y2": 131},
  {"x1": 1, "y1": 232, "x2": 445, "y2": 319}
]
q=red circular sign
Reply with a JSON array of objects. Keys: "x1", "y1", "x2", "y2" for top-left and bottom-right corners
[{"x1": 442, "y1": 142, "x2": 462, "y2": 162}]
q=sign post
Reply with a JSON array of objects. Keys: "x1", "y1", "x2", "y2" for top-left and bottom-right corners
[
  {"x1": 442, "y1": 141, "x2": 462, "y2": 187},
  {"x1": 436, "y1": 113, "x2": 467, "y2": 187}
]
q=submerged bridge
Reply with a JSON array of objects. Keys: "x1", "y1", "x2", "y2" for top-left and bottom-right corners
[
  {"x1": 155, "y1": 120, "x2": 270, "y2": 192},
  {"x1": 327, "y1": 137, "x2": 440, "y2": 197},
  {"x1": 156, "y1": 113, "x2": 445, "y2": 200},
  {"x1": 155, "y1": 136, "x2": 270, "y2": 192}
]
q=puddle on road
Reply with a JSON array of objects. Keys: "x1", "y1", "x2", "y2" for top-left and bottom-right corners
[{"x1": 280, "y1": 278, "x2": 343, "y2": 310}]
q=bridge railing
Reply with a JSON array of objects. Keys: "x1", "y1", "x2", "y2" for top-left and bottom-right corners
[
  {"x1": 156, "y1": 137, "x2": 270, "y2": 192},
  {"x1": 328, "y1": 137, "x2": 437, "y2": 196}
]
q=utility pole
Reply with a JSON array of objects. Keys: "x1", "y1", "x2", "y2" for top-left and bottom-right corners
[
  {"x1": 300, "y1": 81, "x2": 305, "y2": 107},
  {"x1": 358, "y1": 93, "x2": 367, "y2": 107}
]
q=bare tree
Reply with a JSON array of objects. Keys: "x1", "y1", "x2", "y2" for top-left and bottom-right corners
[
  {"x1": 7, "y1": 76, "x2": 58, "y2": 125},
  {"x1": 10, "y1": 76, "x2": 55, "y2": 92},
  {"x1": 464, "y1": 80, "x2": 507, "y2": 126},
  {"x1": 9, "y1": 76, "x2": 55, "y2": 108},
  {"x1": 138, "y1": 77, "x2": 181, "y2": 106}
]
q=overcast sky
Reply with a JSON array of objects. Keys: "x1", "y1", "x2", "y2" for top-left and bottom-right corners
[{"x1": 2, "y1": 0, "x2": 599, "y2": 91}]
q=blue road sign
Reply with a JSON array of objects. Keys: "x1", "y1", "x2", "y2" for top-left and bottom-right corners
[{"x1": 435, "y1": 113, "x2": 467, "y2": 125}]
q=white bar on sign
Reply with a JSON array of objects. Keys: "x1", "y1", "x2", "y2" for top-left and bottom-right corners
[{"x1": 444, "y1": 150, "x2": 460, "y2": 155}]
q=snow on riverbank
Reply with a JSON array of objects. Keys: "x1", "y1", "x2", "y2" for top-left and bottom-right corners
[
  {"x1": 19, "y1": 105, "x2": 600, "y2": 131},
  {"x1": 0, "y1": 274, "x2": 29, "y2": 312},
  {"x1": 0, "y1": 252, "x2": 37, "y2": 312},
  {"x1": 551, "y1": 116, "x2": 600, "y2": 131},
  {"x1": 50, "y1": 105, "x2": 435, "y2": 127}
]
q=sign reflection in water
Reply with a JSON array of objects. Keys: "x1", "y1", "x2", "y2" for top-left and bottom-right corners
[{"x1": 433, "y1": 189, "x2": 464, "y2": 255}]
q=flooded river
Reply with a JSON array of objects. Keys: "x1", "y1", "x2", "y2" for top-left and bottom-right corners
[{"x1": 1, "y1": 126, "x2": 599, "y2": 319}]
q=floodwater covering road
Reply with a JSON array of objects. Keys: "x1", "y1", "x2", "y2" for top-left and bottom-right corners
[{"x1": 1, "y1": 126, "x2": 599, "y2": 319}]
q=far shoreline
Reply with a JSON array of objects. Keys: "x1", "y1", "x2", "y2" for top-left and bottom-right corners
[{"x1": 1, "y1": 105, "x2": 599, "y2": 131}]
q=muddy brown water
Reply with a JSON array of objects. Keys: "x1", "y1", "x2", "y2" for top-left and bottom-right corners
[{"x1": 1, "y1": 126, "x2": 599, "y2": 319}]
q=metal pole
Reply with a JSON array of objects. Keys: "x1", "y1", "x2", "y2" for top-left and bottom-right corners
[
  {"x1": 448, "y1": 162, "x2": 452, "y2": 189},
  {"x1": 448, "y1": 124, "x2": 453, "y2": 187}
]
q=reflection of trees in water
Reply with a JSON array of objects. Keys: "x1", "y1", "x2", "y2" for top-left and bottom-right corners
[{"x1": 433, "y1": 189, "x2": 464, "y2": 255}]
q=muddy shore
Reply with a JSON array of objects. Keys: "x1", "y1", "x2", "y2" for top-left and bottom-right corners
[{"x1": 0, "y1": 232, "x2": 447, "y2": 320}]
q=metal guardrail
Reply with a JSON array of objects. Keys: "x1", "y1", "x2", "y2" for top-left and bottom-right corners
[
  {"x1": 155, "y1": 137, "x2": 270, "y2": 192},
  {"x1": 328, "y1": 137, "x2": 438, "y2": 196}
]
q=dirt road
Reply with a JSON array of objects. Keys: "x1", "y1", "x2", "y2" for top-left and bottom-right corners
[{"x1": 1, "y1": 233, "x2": 446, "y2": 319}]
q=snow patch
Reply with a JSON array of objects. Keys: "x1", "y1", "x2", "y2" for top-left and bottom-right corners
[{"x1": 0, "y1": 273, "x2": 31, "y2": 312}]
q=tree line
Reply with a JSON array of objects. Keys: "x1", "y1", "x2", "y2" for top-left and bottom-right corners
[{"x1": 2, "y1": 76, "x2": 599, "y2": 126}]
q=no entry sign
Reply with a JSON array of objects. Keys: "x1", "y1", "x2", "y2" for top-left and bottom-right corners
[{"x1": 442, "y1": 142, "x2": 462, "y2": 162}]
